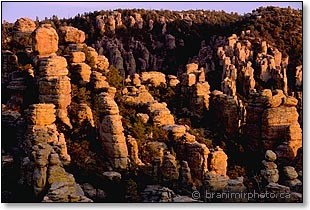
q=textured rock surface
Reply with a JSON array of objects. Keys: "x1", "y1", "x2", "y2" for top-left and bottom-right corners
[
  {"x1": 261, "y1": 150, "x2": 279, "y2": 183},
  {"x1": 203, "y1": 171, "x2": 229, "y2": 192},
  {"x1": 163, "y1": 124, "x2": 186, "y2": 140},
  {"x1": 58, "y1": 26, "x2": 86, "y2": 44},
  {"x1": 160, "y1": 151, "x2": 179, "y2": 182},
  {"x1": 147, "y1": 101, "x2": 175, "y2": 126},
  {"x1": 209, "y1": 146, "x2": 228, "y2": 176},
  {"x1": 98, "y1": 92, "x2": 128, "y2": 170},
  {"x1": 126, "y1": 135, "x2": 143, "y2": 166},
  {"x1": 2, "y1": 50, "x2": 19, "y2": 86},
  {"x1": 90, "y1": 71, "x2": 109, "y2": 90},
  {"x1": 32, "y1": 24, "x2": 59, "y2": 56},
  {"x1": 123, "y1": 85, "x2": 154, "y2": 105},
  {"x1": 13, "y1": 18, "x2": 36, "y2": 43},
  {"x1": 141, "y1": 71, "x2": 166, "y2": 87},
  {"x1": 179, "y1": 161, "x2": 193, "y2": 192},
  {"x1": 36, "y1": 54, "x2": 72, "y2": 127},
  {"x1": 244, "y1": 89, "x2": 302, "y2": 157},
  {"x1": 69, "y1": 52, "x2": 86, "y2": 63},
  {"x1": 265, "y1": 150, "x2": 277, "y2": 162},
  {"x1": 175, "y1": 139, "x2": 209, "y2": 180},
  {"x1": 262, "y1": 106, "x2": 299, "y2": 150},
  {"x1": 97, "y1": 55, "x2": 110, "y2": 72},
  {"x1": 189, "y1": 82, "x2": 210, "y2": 119},
  {"x1": 81, "y1": 183, "x2": 106, "y2": 201},
  {"x1": 71, "y1": 63, "x2": 92, "y2": 84},
  {"x1": 22, "y1": 104, "x2": 90, "y2": 202},
  {"x1": 76, "y1": 103, "x2": 95, "y2": 127}
]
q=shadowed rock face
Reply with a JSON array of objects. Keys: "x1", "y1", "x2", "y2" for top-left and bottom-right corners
[{"x1": 13, "y1": 18, "x2": 36, "y2": 43}]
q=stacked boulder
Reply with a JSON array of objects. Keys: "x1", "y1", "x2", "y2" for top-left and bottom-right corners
[
  {"x1": 59, "y1": 26, "x2": 109, "y2": 85},
  {"x1": 2, "y1": 49, "x2": 35, "y2": 111},
  {"x1": 58, "y1": 26, "x2": 90, "y2": 85},
  {"x1": 90, "y1": 71, "x2": 109, "y2": 91},
  {"x1": 260, "y1": 150, "x2": 279, "y2": 184},
  {"x1": 244, "y1": 89, "x2": 302, "y2": 160},
  {"x1": 32, "y1": 24, "x2": 72, "y2": 127},
  {"x1": 179, "y1": 161, "x2": 194, "y2": 193},
  {"x1": 22, "y1": 104, "x2": 91, "y2": 202},
  {"x1": 32, "y1": 24, "x2": 59, "y2": 57},
  {"x1": 275, "y1": 123, "x2": 302, "y2": 166},
  {"x1": 98, "y1": 90, "x2": 128, "y2": 170},
  {"x1": 221, "y1": 57, "x2": 237, "y2": 96},
  {"x1": 242, "y1": 61, "x2": 256, "y2": 95},
  {"x1": 180, "y1": 63, "x2": 211, "y2": 120},
  {"x1": 203, "y1": 147, "x2": 229, "y2": 193}
]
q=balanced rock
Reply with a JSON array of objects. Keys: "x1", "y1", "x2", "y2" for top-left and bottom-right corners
[{"x1": 32, "y1": 24, "x2": 59, "y2": 56}]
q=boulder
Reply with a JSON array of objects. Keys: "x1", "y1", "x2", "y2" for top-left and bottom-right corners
[
  {"x1": 58, "y1": 26, "x2": 85, "y2": 44},
  {"x1": 283, "y1": 166, "x2": 298, "y2": 180},
  {"x1": 32, "y1": 24, "x2": 59, "y2": 56}
]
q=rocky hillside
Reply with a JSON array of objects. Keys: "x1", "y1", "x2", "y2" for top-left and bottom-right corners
[{"x1": 1, "y1": 6, "x2": 302, "y2": 202}]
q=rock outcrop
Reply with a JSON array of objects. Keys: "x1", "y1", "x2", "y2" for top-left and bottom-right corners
[
  {"x1": 179, "y1": 161, "x2": 193, "y2": 193},
  {"x1": 210, "y1": 90, "x2": 238, "y2": 138},
  {"x1": 160, "y1": 151, "x2": 179, "y2": 182},
  {"x1": 36, "y1": 55, "x2": 72, "y2": 127},
  {"x1": 13, "y1": 18, "x2": 36, "y2": 43},
  {"x1": 126, "y1": 135, "x2": 143, "y2": 166},
  {"x1": 123, "y1": 85, "x2": 154, "y2": 105},
  {"x1": 2, "y1": 51, "x2": 19, "y2": 86},
  {"x1": 209, "y1": 146, "x2": 228, "y2": 176},
  {"x1": 76, "y1": 103, "x2": 95, "y2": 127},
  {"x1": 32, "y1": 24, "x2": 72, "y2": 127},
  {"x1": 141, "y1": 71, "x2": 166, "y2": 87},
  {"x1": 90, "y1": 71, "x2": 109, "y2": 91},
  {"x1": 98, "y1": 91, "x2": 128, "y2": 170},
  {"x1": 175, "y1": 137, "x2": 209, "y2": 180},
  {"x1": 22, "y1": 104, "x2": 91, "y2": 202},
  {"x1": 244, "y1": 89, "x2": 302, "y2": 159},
  {"x1": 147, "y1": 101, "x2": 175, "y2": 126}
]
